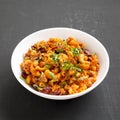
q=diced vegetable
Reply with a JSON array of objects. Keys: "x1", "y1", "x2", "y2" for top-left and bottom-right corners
[
  {"x1": 45, "y1": 64, "x2": 52, "y2": 69},
  {"x1": 56, "y1": 48, "x2": 63, "y2": 53},
  {"x1": 20, "y1": 76, "x2": 26, "y2": 82},
  {"x1": 75, "y1": 67, "x2": 82, "y2": 72},
  {"x1": 78, "y1": 48, "x2": 83, "y2": 53},
  {"x1": 62, "y1": 62, "x2": 72, "y2": 70},
  {"x1": 78, "y1": 76, "x2": 88, "y2": 80},
  {"x1": 33, "y1": 84, "x2": 43, "y2": 91},
  {"x1": 61, "y1": 82, "x2": 67, "y2": 87},
  {"x1": 49, "y1": 71, "x2": 56, "y2": 80},
  {"x1": 71, "y1": 48, "x2": 80, "y2": 56},
  {"x1": 71, "y1": 65, "x2": 83, "y2": 72},
  {"x1": 50, "y1": 53, "x2": 59, "y2": 63}
]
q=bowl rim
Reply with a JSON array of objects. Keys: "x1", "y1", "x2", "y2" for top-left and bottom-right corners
[{"x1": 11, "y1": 27, "x2": 110, "y2": 100}]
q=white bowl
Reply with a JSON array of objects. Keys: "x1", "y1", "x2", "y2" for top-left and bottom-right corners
[{"x1": 11, "y1": 27, "x2": 109, "y2": 100}]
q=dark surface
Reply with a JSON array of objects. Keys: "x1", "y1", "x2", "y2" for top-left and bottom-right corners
[{"x1": 0, "y1": 0, "x2": 120, "y2": 120}]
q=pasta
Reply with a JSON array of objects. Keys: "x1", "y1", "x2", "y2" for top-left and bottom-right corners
[{"x1": 20, "y1": 37, "x2": 100, "y2": 95}]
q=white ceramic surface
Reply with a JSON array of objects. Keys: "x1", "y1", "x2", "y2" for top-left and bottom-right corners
[{"x1": 11, "y1": 27, "x2": 109, "y2": 100}]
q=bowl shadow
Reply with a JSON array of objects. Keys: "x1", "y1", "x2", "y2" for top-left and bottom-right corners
[{"x1": 0, "y1": 72, "x2": 96, "y2": 120}]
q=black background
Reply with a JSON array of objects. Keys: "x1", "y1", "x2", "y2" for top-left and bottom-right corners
[{"x1": 0, "y1": 0, "x2": 120, "y2": 120}]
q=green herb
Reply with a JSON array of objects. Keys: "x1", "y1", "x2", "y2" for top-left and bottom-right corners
[
  {"x1": 49, "y1": 71, "x2": 56, "y2": 80},
  {"x1": 39, "y1": 72, "x2": 45, "y2": 81},
  {"x1": 50, "y1": 53, "x2": 59, "y2": 63},
  {"x1": 45, "y1": 64, "x2": 52, "y2": 69},
  {"x1": 20, "y1": 76, "x2": 26, "y2": 82},
  {"x1": 71, "y1": 65, "x2": 83, "y2": 72},
  {"x1": 39, "y1": 72, "x2": 44, "y2": 77},
  {"x1": 33, "y1": 84, "x2": 43, "y2": 91},
  {"x1": 75, "y1": 67, "x2": 82, "y2": 72},
  {"x1": 74, "y1": 64, "x2": 79, "y2": 67},
  {"x1": 56, "y1": 48, "x2": 63, "y2": 53},
  {"x1": 61, "y1": 82, "x2": 67, "y2": 87},
  {"x1": 78, "y1": 76, "x2": 88, "y2": 80},
  {"x1": 71, "y1": 48, "x2": 80, "y2": 56},
  {"x1": 62, "y1": 40, "x2": 68, "y2": 47},
  {"x1": 78, "y1": 48, "x2": 83, "y2": 53},
  {"x1": 62, "y1": 62, "x2": 73, "y2": 70}
]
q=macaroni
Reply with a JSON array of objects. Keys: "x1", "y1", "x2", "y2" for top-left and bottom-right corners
[{"x1": 20, "y1": 37, "x2": 100, "y2": 95}]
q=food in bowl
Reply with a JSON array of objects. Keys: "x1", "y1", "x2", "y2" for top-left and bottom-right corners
[{"x1": 20, "y1": 37, "x2": 100, "y2": 95}]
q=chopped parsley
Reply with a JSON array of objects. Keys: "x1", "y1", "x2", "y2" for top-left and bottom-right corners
[
  {"x1": 50, "y1": 53, "x2": 59, "y2": 63},
  {"x1": 71, "y1": 48, "x2": 80, "y2": 56},
  {"x1": 45, "y1": 64, "x2": 53, "y2": 69},
  {"x1": 56, "y1": 48, "x2": 63, "y2": 53},
  {"x1": 62, "y1": 62, "x2": 72, "y2": 70},
  {"x1": 61, "y1": 82, "x2": 67, "y2": 87},
  {"x1": 33, "y1": 84, "x2": 43, "y2": 91}
]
